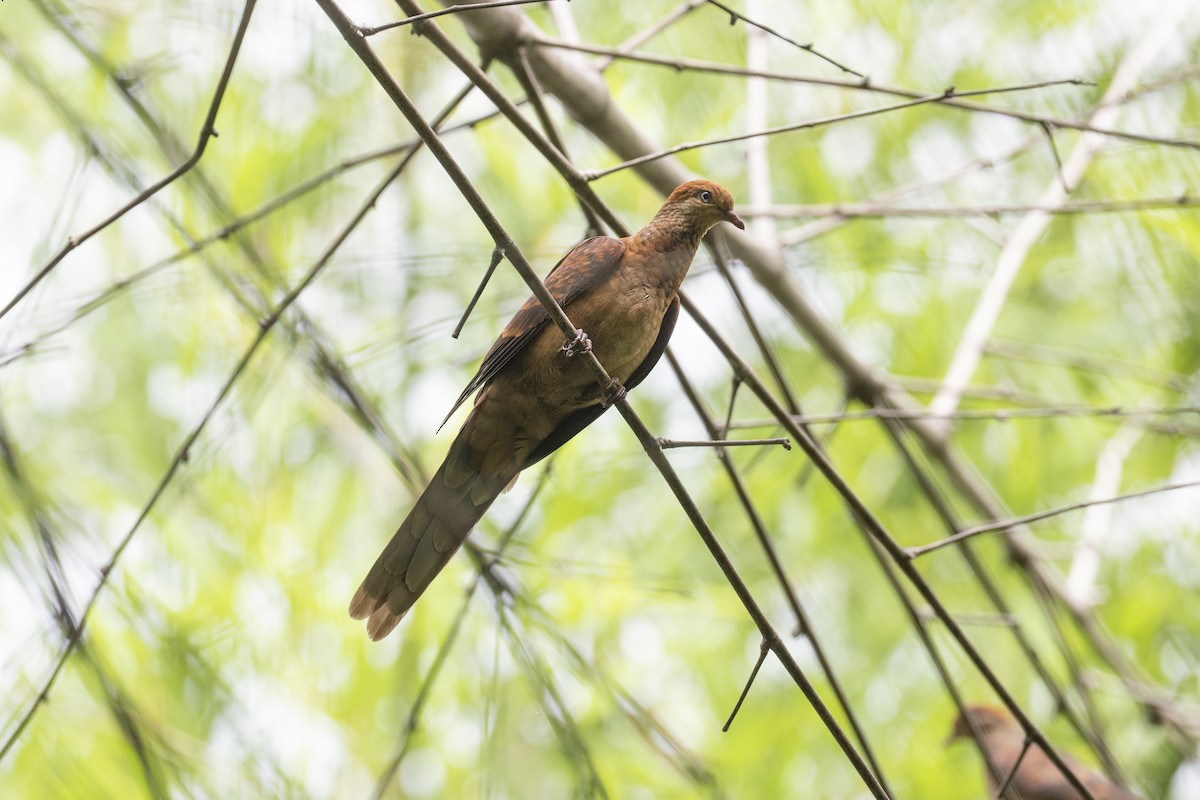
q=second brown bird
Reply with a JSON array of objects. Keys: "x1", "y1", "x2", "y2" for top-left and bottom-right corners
[
  {"x1": 949, "y1": 705, "x2": 1143, "y2": 800},
  {"x1": 350, "y1": 180, "x2": 743, "y2": 640}
]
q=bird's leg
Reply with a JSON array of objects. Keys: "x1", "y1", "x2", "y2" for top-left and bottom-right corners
[
  {"x1": 601, "y1": 380, "x2": 626, "y2": 408},
  {"x1": 561, "y1": 328, "x2": 592, "y2": 357}
]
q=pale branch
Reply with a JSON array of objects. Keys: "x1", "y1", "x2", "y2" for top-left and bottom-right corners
[
  {"x1": 1064, "y1": 426, "x2": 1143, "y2": 610},
  {"x1": 744, "y1": 0, "x2": 777, "y2": 247},
  {"x1": 928, "y1": 7, "x2": 1190, "y2": 424}
]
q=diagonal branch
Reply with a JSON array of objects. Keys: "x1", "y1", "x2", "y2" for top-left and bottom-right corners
[{"x1": 906, "y1": 478, "x2": 1200, "y2": 559}]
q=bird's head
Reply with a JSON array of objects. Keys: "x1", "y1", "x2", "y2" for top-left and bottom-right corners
[
  {"x1": 948, "y1": 705, "x2": 1017, "y2": 744},
  {"x1": 662, "y1": 179, "x2": 745, "y2": 233}
]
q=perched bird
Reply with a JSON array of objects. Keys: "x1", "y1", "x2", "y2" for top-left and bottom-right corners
[
  {"x1": 350, "y1": 180, "x2": 744, "y2": 640},
  {"x1": 948, "y1": 705, "x2": 1143, "y2": 800}
]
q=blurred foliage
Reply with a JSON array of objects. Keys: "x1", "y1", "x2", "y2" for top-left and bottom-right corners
[{"x1": 1, "y1": 0, "x2": 1198, "y2": 798}]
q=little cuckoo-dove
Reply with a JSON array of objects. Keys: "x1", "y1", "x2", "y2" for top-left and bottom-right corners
[
  {"x1": 949, "y1": 705, "x2": 1144, "y2": 800},
  {"x1": 349, "y1": 180, "x2": 743, "y2": 640}
]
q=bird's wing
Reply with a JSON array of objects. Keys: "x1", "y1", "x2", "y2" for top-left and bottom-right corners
[
  {"x1": 440, "y1": 236, "x2": 626, "y2": 429},
  {"x1": 520, "y1": 294, "x2": 680, "y2": 469}
]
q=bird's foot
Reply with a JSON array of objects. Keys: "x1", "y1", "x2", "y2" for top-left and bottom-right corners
[
  {"x1": 601, "y1": 380, "x2": 627, "y2": 408},
  {"x1": 562, "y1": 328, "x2": 592, "y2": 357}
]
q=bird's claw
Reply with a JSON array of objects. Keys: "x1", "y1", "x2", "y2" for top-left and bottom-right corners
[
  {"x1": 601, "y1": 380, "x2": 627, "y2": 408},
  {"x1": 562, "y1": 328, "x2": 592, "y2": 357}
]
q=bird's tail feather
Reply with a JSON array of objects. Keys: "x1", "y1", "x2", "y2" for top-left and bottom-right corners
[{"x1": 349, "y1": 423, "x2": 512, "y2": 640}]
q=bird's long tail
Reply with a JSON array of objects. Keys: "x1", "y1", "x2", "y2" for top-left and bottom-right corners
[{"x1": 349, "y1": 418, "x2": 513, "y2": 640}]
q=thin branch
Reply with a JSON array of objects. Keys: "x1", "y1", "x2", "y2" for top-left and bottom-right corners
[
  {"x1": 743, "y1": 0, "x2": 776, "y2": 247},
  {"x1": 702, "y1": 0, "x2": 863, "y2": 77},
  {"x1": 750, "y1": 194, "x2": 1200, "y2": 219},
  {"x1": 727, "y1": 403, "x2": 1200, "y2": 428},
  {"x1": 360, "y1": 0, "x2": 551, "y2": 36},
  {"x1": 584, "y1": 91, "x2": 966, "y2": 181},
  {"x1": 657, "y1": 436, "x2": 791, "y2": 450},
  {"x1": 994, "y1": 736, "x2": 1034, "y2": 799},
  {"x1": 723, "y1": 640, "x2": 769, "y2": 731},
  {"x1": 540, "y1": 37, "x2": 1088, "y2": 100},
  {"x1": 594, "y1": 0, "x2": 707, "y2": 71},
  {"x1": 0, "y1": 95, "x2": 521, "y2": 370},
  {"x1": 7, "y1": 0, "x2": 432, "y2": 490},
  {"x1": 778, "y1": 134, "x2": 1041, "y2": 246},
  {"x1": 1039, "y1": 121, "x2": 1072, "y2": 193},
  {"x1": 907, "y1": 479, "x2": 1200, "y2": 559},
  {"x1": 0, "y1": 0, "x2": 258, "y2": 323},
  {"x1": 985, "y1": 339, "x2": 1195, "y2": 393},
  {"x1": 535, "y1": 37, "x2": 1200, "y2": 152}
]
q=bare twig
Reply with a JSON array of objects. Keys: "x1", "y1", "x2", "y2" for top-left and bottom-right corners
[
  {"x1": 907, "y1": 479, "x2": 1200, "y2": 559},
  {"x1": 723, "y1": 640, "x2": 769, "y2": 731},
  {"x1": 702, "y1": 0, "x2": 863, "y2": 77},
  {"x1": 657, "y1": 436, "x2": 791, "y2": 450},
  {"x1": 585, "y1": 91, "x2": 969, "y2": 181},
  {"x1": 360, "y1": 0, "x2": 552, "y2": 36},
  {"x1": 0, "y1": 0, "x2": 258, "y2": 324},
  {"x1": 594, "y1": 0, "x2": 706, "y2": 72},
  {"x1": 536, "y1": 36, "x2": 1200, "y2": 153},
  {"x1": 994, "y1": 736, "x2": 1034, "y2": 799},
  {"x1": 1064, "y1": 426, "x2": 1143, "y2": 609},
  {"x1": 749, "y1": 194, "x2": 1200, "y2": 219}
]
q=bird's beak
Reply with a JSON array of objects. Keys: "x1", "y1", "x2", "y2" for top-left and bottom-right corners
[{"x1": 726, "y1": 210, "x2": 745, "y2": 230}]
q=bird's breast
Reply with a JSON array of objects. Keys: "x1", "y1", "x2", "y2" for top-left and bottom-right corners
[
  {"x1": 500, "y1": 280, "x2": 674, "y2": 414},
  {"x1": 581, "y1": 279, "x2": 672, "y2": 374}
]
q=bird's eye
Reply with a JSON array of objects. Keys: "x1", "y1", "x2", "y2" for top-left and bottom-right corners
[{"x1": 698, "y1": 190, "x2": 713, "y2": 203}]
